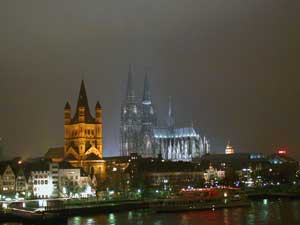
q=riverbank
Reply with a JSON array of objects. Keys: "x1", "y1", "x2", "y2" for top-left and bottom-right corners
[
  {"x1": 248, "y1": 192, "x2": 300, "y2": 199},
  {"x1": 154, "y1": 200, "x2": 251, "y2": 213},
  {"x1": 2, "y1": 199, "x2": 300, "y2": 225},
  {"x1": 0, "y1": 198, "x2": 250, "y2": 223}
]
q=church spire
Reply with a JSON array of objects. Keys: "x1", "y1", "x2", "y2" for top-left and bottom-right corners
[
  {"x1": 167, "y1": 96, "x2": 175, "y2": 129},
  {"x1": 126, "y1": 64, "x2": 135, "y2": 100},
  {"x1": 72, "y1": 80, "x2": 94, "y2": 123},
  {"x1": 76, "y1": 80, "x2": 90, "y2": 110},
  {"x1": 142, "y1": 73, "x2": 151, "y2": 105}
]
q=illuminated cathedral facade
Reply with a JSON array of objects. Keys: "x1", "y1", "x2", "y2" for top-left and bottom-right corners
[
  {"x1": 120, "y1": 68, "x2": 211, "y2": 161},
  {"x1": 63, "y1": 80, "x2": 105, "y2": 180}
]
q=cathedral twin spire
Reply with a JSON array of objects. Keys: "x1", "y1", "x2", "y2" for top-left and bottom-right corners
[
  {"x1": 125, "y1": 65, "x2": 152, "y2": 106},
  {"x1": 121, "y1": 66, "x2": 157, "y2": 156},
  {"x1": 126, "y1": 65, "x2": 135, "y2": 100},
  {"x1": 142, "y1": 73, "x2": 152, "y2": 105},
  {"x1": 125, "y1": 66, "x2": 175, "y2": 128}
]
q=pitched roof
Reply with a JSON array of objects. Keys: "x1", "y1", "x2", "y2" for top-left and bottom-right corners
[
  {"x1": 85, "y1": 153, "x2": 101, "y2": 160},
  {"x1": 45, "y1": 147, "x2": 64, "y2": 159},
  {"x1": 154, "y1": 127, "x2": 200, "y2": 139},
  {"x1": 71, "y1": 80, "x2": 95, "y2": 124},
  {"x1": 65, "y1": 153, "x2": 77, "y2": 161},
  {"x1": 58, "y1": 161, "x2": 76, "y2": 169},
  {"x1": 0, "y1": 162, "x2": 10, "y2": 175},
  {"x1": 23, "y1": 159, "x2": 51, "y2": 176}
]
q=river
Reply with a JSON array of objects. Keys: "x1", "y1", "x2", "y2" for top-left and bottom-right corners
[{"x1": 1, "y1": 199, "x2": 299, "y2": 225}]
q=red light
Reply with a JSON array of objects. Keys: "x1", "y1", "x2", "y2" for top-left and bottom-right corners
[{"x1": 277, "y1": 149, "x2": 287, "y2": 155}]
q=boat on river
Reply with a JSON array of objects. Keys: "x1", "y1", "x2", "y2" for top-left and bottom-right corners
[{"x1": 152, "y1": 186, "x2": 250, "y2": 213}]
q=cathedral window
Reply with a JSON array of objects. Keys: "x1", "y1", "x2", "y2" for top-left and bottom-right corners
[
  {"x1": 150, "y1": 107, "x2": 154, "y2": 114},
  {"x1": 90, "y1": 167, "x2": 94, "y2": 175}
]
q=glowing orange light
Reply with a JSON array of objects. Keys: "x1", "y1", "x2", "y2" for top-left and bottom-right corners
[{"x1": 277, "y1": 148, "x2": 287, "y2": 155}]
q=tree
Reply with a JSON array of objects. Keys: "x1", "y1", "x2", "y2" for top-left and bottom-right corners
[{"x1": 222, "y1": 167, "x2": 239, "y2": 186}]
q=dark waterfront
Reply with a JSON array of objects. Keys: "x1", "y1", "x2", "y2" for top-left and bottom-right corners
[{"x1": 1, "y1": 199, "x2": 299, "y2": 225}]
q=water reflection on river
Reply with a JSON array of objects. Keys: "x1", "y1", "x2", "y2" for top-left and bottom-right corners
[{"x1": 1, "y1": 199, "x2": 300, "y2": 225}]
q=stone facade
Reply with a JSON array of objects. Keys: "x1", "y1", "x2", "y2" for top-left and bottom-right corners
[
  {"x1": 120, "y1": 69, "x2": 210, "y2": 160},
  {"x1": 63, "y1": 80, "x2": 106, "y2": 185}
]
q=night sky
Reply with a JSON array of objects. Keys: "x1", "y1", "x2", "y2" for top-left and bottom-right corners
[{"x1": 0, "y1": 1, "x2": 299, "y2": 160}]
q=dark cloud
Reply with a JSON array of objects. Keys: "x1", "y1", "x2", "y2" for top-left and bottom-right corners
[{"x1": 0, "y1": 0, "x2": 299, "y2": 160}]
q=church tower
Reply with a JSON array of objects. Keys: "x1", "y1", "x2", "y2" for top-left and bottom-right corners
[
  {"x1": 140, "y1": 74, "x2": 157, "y2": 157},
  {"x1": 64, "y1": 80, "x2": 103, "y2": 161},
  {"x1": 120, "y1": 66, "x2": 141, "y2": 156}
]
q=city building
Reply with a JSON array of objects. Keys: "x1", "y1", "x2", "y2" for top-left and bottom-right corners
[
  {"x1": 15, "y1": 168, "x2": 27, "y2": 195},
  {"x1": 203, "y1": 165, "x2": 225, "y2": 184},
  {"x1": 46, "y1": 80, "x2": 106, "y2": 187},
  {"x1": 125, "y1": 155, "x2": 205, "y2": 196},
  {"x1": 102, "y1": 156, "x2": 131, "y2": 198},
  {"x1": 120, "y1": 68, "x2": 210, "y2": 161},
  {"x1": 29, "y1": 160, "x2": 57, "y2": 199},
  {"x1": 0, "y1": 163, "x2": 16, "y2": 194},
  {"x1": 197, "y1": 153, "x2": 267, "y2": 171},
  {"x1": 63, "y1": 80, "x2": 105, "y2": 177},
  {"x1": 58, "y1": 162, "x2": 95, "y2": 198},
  {"x1": 225, "y1": 141, "x2": 235, "y2": 154},
  {"x1": 22, "y1": 159, "x2": 96, "y2": 199},
  {"x1": 32, "y1": 169, "x2": 53, "y2": 199}
]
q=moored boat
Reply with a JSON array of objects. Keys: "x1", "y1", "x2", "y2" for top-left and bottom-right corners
[{"x1": 152, "y1": 186, "x2": 250, "y2": 213}]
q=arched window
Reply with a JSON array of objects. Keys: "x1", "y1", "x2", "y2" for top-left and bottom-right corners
[{"x1": 90, "y1": 166, "x2": 94, "y2": 175}]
